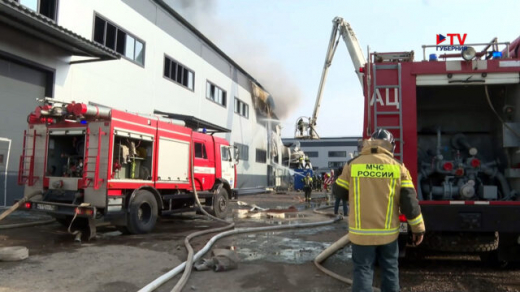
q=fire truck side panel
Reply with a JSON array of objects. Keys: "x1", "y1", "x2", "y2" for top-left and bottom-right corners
[
  {"x1": 154, "y1": 119, "x2": 193, "y2": 190},
  {"x1": 192, "y1": 133, "x2": 216, "y2": 191},
  {"x1": 401, "y1": 63, "x2": 418, "y2": 182},
  {"x1": 83, "y1": 121, "x2": 110, "y2": 208},
  {"x1": 22, "y1": 124, "x2": 47, "y2": 198},
  {"x1": 156, "y1": 136, "x2": 190, "y2": 184}
]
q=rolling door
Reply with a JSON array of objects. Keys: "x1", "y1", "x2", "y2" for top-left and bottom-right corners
[{"x1": 0, "y1": 57, "x2": 48, "y2": 205}]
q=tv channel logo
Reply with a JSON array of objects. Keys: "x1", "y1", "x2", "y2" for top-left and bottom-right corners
[{"x1": 436, "y1": 34, "x2": 468, "y2": 51}]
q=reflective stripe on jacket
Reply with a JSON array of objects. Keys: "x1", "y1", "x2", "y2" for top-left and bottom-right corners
[{"x1": 335, "y1": 139, "x2": 425, "y2": 246}]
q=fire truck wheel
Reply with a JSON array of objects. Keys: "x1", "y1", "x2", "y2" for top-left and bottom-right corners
[
  {"x1": 211, "y1": 188, "x2": 230, "y2": 219},
  {"x1": 127, "y1": 190, "x2": 158, "y2": 234}
]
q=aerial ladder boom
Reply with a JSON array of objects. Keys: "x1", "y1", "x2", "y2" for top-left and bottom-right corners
[{"x1": 295, "y1": 17, "x2": 366, "y2": 139}]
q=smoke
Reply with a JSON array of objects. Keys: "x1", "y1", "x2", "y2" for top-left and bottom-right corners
[{"x1": 164, "y1": 0, "x2": 301, "y2": 119}]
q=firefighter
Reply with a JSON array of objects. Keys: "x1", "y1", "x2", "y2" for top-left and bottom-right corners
[
  {"x1": 298, "y1": 156, "x2": 304, "y2": 169},
  {"x1": 302, "y1": 172, "x2": 313, "y2": 202},
  {"x1": 316, "y1": 174, "x2": 322, "y2": 192},
  {"x1": 297, "y1": 118, "x2": 305, "y2": 136},
  {"x1": 334, "y1": 129, "x2": 425, "y2": 292},
  {"x1": 323, "y1": 172, "x2": 331, "y2": 192},
  {"x1": 304, "y1": 156, "x2": 312, "y2": 169}
]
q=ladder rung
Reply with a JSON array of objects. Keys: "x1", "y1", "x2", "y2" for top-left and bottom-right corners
[
  {"x1": 378, "y1": 126, "x2": 401, "y2": 130},
  {"x1": 375, "y1": 85, "x2": 399, "y2": 89},
  {"x1": 376, "y1": 111, "x2": 400, "y2": 115}
]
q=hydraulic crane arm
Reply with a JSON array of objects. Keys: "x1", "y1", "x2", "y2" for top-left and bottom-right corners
[{"x1": 296, "y1": 17, "x2": 366, "y2": 139}]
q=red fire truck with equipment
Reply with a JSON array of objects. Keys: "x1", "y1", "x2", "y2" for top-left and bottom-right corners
[
  {"x1": 361, "y1": 36, "x2": 520, "y2": 263},
  {"x1": 18, "y1": 99, "x2": 238, "y2": 238},
  {"x1": 305, "y1": 17, "x2": 520, "y2": 264}
]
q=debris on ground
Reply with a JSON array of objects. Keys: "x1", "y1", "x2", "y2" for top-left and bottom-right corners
[{"x1": 194, "y1": 248, "x2": 239, "y2": 272}]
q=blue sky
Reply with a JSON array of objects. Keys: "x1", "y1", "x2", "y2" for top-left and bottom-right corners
[{"x1": 169, "y1": 0, "x2": 520, "y2": 138}]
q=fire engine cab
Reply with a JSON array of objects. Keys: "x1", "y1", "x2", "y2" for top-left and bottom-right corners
[{"x1": 18, "y1": 99, "x2": 238, "y2": 237}]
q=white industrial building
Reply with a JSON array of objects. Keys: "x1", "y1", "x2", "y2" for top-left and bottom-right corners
[
  {"x1": 0, "y1": 0, "x2": 285, "y2": 205},
  {"x1": 282, "y1": 137, "x2": 361, "y2": 173}
]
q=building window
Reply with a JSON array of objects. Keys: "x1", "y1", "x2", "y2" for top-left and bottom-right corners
[
  {"x1": 206, "y1": 81, "x2": 226, "y2": 107},
  {"x1": 328, "y1": 161, "x2": 345, "y2": 168},
  {"x1": 17, "y1": 0, "x2": 58, "y2": 21},
  {"x1": 256, "y1": 149, "x2": 267, "y2": 163},
  {"x1": 234, "y1": 143, "x2": 249, "y2": 161},
  {"x1": 306, "y1": 151, "x2": 319, "y2": 158},
  {"x1": 234, "y1": 98, "x2": 249, "y2": 118},
  {"x1": 93, "y1": 14, "x2": 145, "y2": 66},
  {"x1": 328, "y1": 151, "x2": 346, "y2": 158},
  {"x1": 164, "y1": 56, "x2": 194, "y2": 91},
  {"x1": 194, "y1": 143, "x2": 207, "y2": 159}
]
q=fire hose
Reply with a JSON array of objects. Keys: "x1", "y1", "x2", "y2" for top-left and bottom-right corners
[
  {"x1": 0, "y1": 195, "x2": 33, "y2": 222},
  {"x1": 143, "y1": 201, "x2": 376, "y2": 291},
  {"x1": 0, "y1": 192, "x2": 54, "y2": 229},
  {"x1": 168, "y1": 137, "x2": 235, "y2": 292},
  {"x1": 139, "y1": 138, "x2": 344, "y2": 292},
  {"x1": 140, "y1": 214, "x2": 341, "y2": 292}
]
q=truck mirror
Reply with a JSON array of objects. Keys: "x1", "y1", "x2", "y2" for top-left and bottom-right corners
[{"x1": 233, "y1": 146, "x2": 240, "y2": 164}]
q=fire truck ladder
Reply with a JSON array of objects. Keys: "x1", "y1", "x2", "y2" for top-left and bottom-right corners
[
  {"x1": 18, "y1": 130, "x2": 39, "y2": 186},
  {"x1": 372, "y1": 63, "x2": 404, "y2": 161},
  {"x1": 82, "y1": 127, "x2": 106, "y2": 190}
]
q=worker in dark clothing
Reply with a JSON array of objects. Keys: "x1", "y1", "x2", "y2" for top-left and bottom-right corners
[
  {"x1": 313, "y1": 174, "x2": 319, "y2": 190},
  {"x1": 333, "y1": 167, "x2": 348, "y2": 216},
  {"x1": 317, "y1": 175, "x2": 322, "y2": 192},
  {"x1": 302, "y1": 172, "x2": 313, "y2": 202},
  {"x1": 297, "y1": 118, "x2": 305, "y2": 137},
  {"x1": 334, "y1": 129, "x2": 425, "y2": 292}
]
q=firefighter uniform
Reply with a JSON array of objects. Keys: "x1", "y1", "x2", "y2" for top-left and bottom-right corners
[
  {"x1": 334, "y1": 138, "x2": 425, "y2": 292},
  {"x1": 298, "y1": 156, "x2": 304, "y2": 169},
  {"x1": 302, "y1": 173, "x2": 313, "y2": 202},
  {"x1": 304, "y1": 156, "x2": 312, "y2": 169}
]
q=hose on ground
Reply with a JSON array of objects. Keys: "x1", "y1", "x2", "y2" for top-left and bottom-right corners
[
  {"x1": 312, "y1": 205, "x2": 381, "y2": 292},
  {"x1": 170, "y1": 138, "x2": 235, "y2": 292},
  {"x1": 0, "y1": 192, "x2": 40, "y2": 222},
  {"x1": 314, "y1": 233, "x2": 354, "y2": 285},
  {"x1": 139, "y1": 216, "x2": 341, "y2": 292},
  {"x1": 0, "y1": 218, "x2": 55, "y2": 230}
]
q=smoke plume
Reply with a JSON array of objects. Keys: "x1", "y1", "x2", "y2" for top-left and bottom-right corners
[{"x1": 164, "y1": 0, "x2": 301, "y2": 119}]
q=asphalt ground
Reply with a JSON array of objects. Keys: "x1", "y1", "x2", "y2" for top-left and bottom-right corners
[{"x1": 1, "y1": 191, "x2": 519, "y2": 292}]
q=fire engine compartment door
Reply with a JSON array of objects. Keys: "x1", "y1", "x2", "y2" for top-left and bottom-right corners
[
  {"x1": 84, "y1": 121, "x2": 110, "y2": 208},
  {"x1": 157, "y1": 138, "x2": 189, "y2": 183},
  {"x1": 416, "y1": 73, "x2": 519, "y2": 86},
  {"x1": 23, "y1": 124, "x2": 46, "y2": 198}
]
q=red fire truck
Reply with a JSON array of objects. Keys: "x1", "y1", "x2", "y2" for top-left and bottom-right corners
[
  {"x1": 18, "y1": 100, "x2": 238, "y2": 237},
  {"x1": 360, "y1": 38, "x2": 520, "y2": 262},
  {"x1": 303, "y1": 17, "x2": 520, "y2": 263}
]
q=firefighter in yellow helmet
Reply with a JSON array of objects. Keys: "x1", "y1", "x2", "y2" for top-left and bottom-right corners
[
  {"x1": 333, "y1": 129, "x2": 425, "y2": 292},
  {"x1": 298, "y1": 156, "x2": 304, "y2": 169}
]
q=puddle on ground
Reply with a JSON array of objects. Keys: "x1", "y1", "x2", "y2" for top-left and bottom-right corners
[{"x1": 229, "y1": 228, "x2": 352, "y2": 264}]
